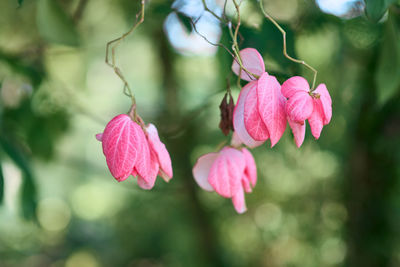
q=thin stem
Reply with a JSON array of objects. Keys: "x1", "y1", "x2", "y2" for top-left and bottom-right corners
[
  {"x1": 105, "y1": 0, "x2": 145, "y2": 118},
  {"x1": 259, "y1": 0, "x2": 318, "y2": 90},
  {"x1": 199, "y1": 0, "x2": 258, "y2": 83},
  {"x1": 189, "y1": 17, "x2": 236, "y2": 59},
  {"x1": 202, "y1": 0, "x2": 223, "y2": 21},
  {"x1": 231, "y1": 0, "x2": 259, "y2": 83},
  {"x1": 232, "y1": 0, "x2": 241, "y2": 49}
]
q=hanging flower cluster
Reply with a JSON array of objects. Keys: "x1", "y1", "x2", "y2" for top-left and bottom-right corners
[
  {"x1": 193, "y1": 146, "x2": 256, "y2": 214},
  {"x1": 192, "y1": 48, "x2": 332, "y2": 213},
  {"x1": 96, "y1": 114, "x2": 172, "y2": 190},
  {"x1": 232, "y1": 48, "x2": 332, "y2": 148}
]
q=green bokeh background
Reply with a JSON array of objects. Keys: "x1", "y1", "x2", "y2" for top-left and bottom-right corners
[{"x1": 1, "y1": 0, "x2": 400, "y2": 266}]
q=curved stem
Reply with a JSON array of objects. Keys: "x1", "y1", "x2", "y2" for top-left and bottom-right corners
[
  {"x1": 200, "y1": 0, "x2": 258, "y2": 84},
  {"x1": 201, "y1": 0, "x2": 223, "y2": 21},
  {"x1": 105, "y1": 0, "x2": 145, "y2": 117},
  {"x1": 259, "y1": 0, "x2": 318, "y2": 90},
  {"x1": 231, "y1": 0, "x2": 259, "y2": 83}
]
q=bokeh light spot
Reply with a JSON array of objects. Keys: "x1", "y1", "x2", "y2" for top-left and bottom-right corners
[
  {"x1": 37, "y1": 198, "x2": 71, "y2": 232},
  {"x1": 65, "y1": 250, "x2": 100, "y2": 267}
]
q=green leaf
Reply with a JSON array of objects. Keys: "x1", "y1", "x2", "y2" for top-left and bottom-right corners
[
  {"x1": 376, "y1": 13, "x2": 400, "y2": 106},
  {"x1": 36, "y1": 0, "x2": 79, "y2": 46},
  {"x1": 18, "y1": 0, "x2": 23, "y2": 6},
  {"x1": 0, "y1": 162, "x2": 4, "y2": 205},
  {"x1": 365, "y1": 0, "x2": 397, "y2": 22}
]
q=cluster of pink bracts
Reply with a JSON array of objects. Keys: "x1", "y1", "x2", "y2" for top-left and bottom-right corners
[
  {"x1": 231, "y1": 48, "x2": 332, "y2": 148},
  {"x1": 96, "y1": 114, "x2": 172, "y2": 190},
  {"x1": 192, "y1": 48, "x2": 332, "y2": 213},
  {"x1": 97, "y1": 48, "x2": 332, "y2": 214}
]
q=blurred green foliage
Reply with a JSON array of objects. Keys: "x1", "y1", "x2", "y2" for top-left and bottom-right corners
[
  {"x1": 0, "y1": 0, "x2": 400, "y2": 267},
  {"x1": 36, "y1": 0, "x2": 80, "y2": 46}
]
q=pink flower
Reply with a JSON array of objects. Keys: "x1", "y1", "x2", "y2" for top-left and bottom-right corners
[
  {"x1": 96, "y1": 114, "x2": 172, "y2": 189},
  {"x1": 232, "y1": 48, "x2": 287, "y2": 147},
  {"x1": 281, "y1": 76, "x2": 332, "y2": 147},
  {"x1": 192, "y1": 146, "x2": 257, "y2": 214}
]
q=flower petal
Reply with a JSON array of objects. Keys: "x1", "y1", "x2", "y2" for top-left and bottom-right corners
[
  {"x1": 192, "y1": 153, "x2": 218, "y2": 192},
  {"x1": 95, "y1": 133, "x2": 103, "y2": 142},
  {"x1": 241, "y1": 148, "x2": 257, "y2": 187},
  {"x1": 257, "y1": 74, "x2": 287, "y2": 147},
  {"x1": 137, "y1": 150, "x2": 159, "y2": 190},
  {"x1": 233, "y1": 81, "x2": 265, "y2": 148},
  {"x1": 131, "y1": 123, "x2": 151, "y2": 179},
  {"x1": 285, "y1": 91, "x2": 313, "y2": 123},
  {"x1": 146, "y1": 124, "x2": 173, "y2": 181},
  {"x1": 314, "y1": 84, "x2": 332, "y2": 125},
  {"x1": 208, "y1": 147, "x2": 245, "y2": 198},
  {"x1": 281, "y1": 76, "x2": 310, "y2": 98},
  {"x1": 101, "y1": 114, "x2": 138, "y2": 181},
  {"x1": 308, "y1": 99, "x2": 325, "y2": 139},
  {"x1": 288, "y1": 117, "x2": 306, "y2": 148},
  {"x1": 244, "y1": 83, "x2": 269, "y2": 141},
  {"x1": 232, "y1": 187, "x2": 247, "y2": 214},
  {"x1": 232, "y1": 48, "x2": 265, "y2": 81}
]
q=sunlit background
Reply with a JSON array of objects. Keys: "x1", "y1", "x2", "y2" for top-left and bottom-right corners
[{"x1": 1, "y1": 0, "x2": 400, "y2": 266}]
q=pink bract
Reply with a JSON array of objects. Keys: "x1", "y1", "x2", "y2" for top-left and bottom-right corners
[
  {"x1": 281, "y1": 76, "x2": 310, "y2": 98},
  {"x1": 192, "y1": 146, "x2": 257, "y2": 214},
  {"x1": 287, "y1": 117, "x2": 306, "y2": 148},
  {"x1": 146, "y1": 124, "x2": 173, "y2": 182},
  {"x1": 208, "y1": 147, "x2": 245, "y2": 198},
  {"x1": 244, "y1": 83, "x2": 269, "y2": 141},
  {"x1": 99, "y1": 114, "x2": 150, "y2": 182},
  {"x1": 257, "y1": 73, "x2": 287, "y2": 147},
  {"x1": 285, "y1": 91, "x2": 313, "y2": 123},
  {"x1": 233, "y1": 81, "x2": 265, "y2": 148},
  {"x1": 314, "y1": 84, "x2": 332, "y2": 124},
  {"x1": 232, "y1": 48, "x2": 265, "y2": 81}
]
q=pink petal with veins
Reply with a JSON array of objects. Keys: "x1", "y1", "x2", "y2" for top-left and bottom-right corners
[
  {"x1": 314, "y1": 84, "x2": 332, "y2": 125},
  {"x1": 131, "y1": 124, "x2": 151, "y2": 179},
  {"x1": 137, "y1": 149, "x2": 159, "y2": 190},
  {"x1": 232, "y1": 48, "x2": 265, "y2": 81},
  {"x1": 233, "y1": 81, "x2": 265, "y2": 148},
  {"x1": 242, "y1": 148, "x2": 257, "y2": 187},
  {"x1": 288, "y1": 117, "x2": 306, "y2": 148},
  {"x1": 308, "y1": 99, "x2": 325, "y2": 139},
  {"x1": 257, "y1": 74, "x2": 287, "y2": 147},
  {"x1": 285, "y1": 91, "x2": 313, "y2": 123},
  {"x1": 101, "y1": 114, "x2": 139, "y2": 182},
  {"x1": 244, "y1": 83, "x2": 269, "y2": 141},
  {"x1": 208, "y1": 147, "x2": 245, "y2": 198},
  {"x1": 146, "y1": 124, "x2": 173, "y2": 181},
  {"x1": 281, "y1": 76, "x2": 310, "y2": 98},
  {"x1": 192, "y1": 153, "x2": 218, "y2": 192},
  {"x1": 232, "y1": 187, "x2": 247, "y2": 214},
  {"x1": 95, "y1": 133, "x2": 103, "y2": 142}
]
